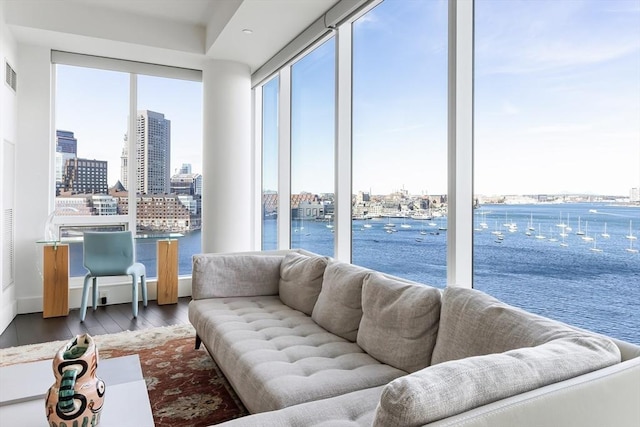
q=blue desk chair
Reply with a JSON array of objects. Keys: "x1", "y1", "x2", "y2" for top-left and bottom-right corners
[{"x1": 80, "y1": 231, "x2": 147, "y2": 322}]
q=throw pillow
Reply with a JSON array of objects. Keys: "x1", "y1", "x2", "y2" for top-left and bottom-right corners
[
  {"x1": 311, "y1": 260, "x2": 371, "y2": 342},
  {"x1": 279, "y1": 252, "x2": 328, "y2": 315},
  {"x1": 357, "y1": 273, "x2": 441, "y2": 373}
]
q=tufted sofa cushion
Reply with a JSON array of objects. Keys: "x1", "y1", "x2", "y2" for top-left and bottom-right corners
[
  {"x1": 311, "y1": 260, "x2": 371, "y2": 342},
  {"x1": 188, "y1": 296, "x2": 406, "y2": 414},
  {"x1": 214, "y1": 385, "x2": 384, "y2": 427}
]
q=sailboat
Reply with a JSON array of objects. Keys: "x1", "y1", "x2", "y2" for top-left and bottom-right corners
[
  {"x1": 626, "y1": 220, "x2": 637, "y2": 240},
  {"x1": 491, "y1": 221, "x2": 502, "y2": 236},
  {"x1": 601, "y1": 223, "x2": 610, "y2": 238},
  {"x1": 527, "y1": 213, "x2": 535, "y2": 231},
  {"x1": 384, "y1": 216, "x2": 395, "y2": 228},
  {"x1": 479, "y1": 211, "x2": 488, "y2": 230},
  {"x1": 535, "y1": 224, "x2": 545, "y2": 239},
  {"x1": 560, "y1": 232, "x2": 569, "y2": 247},
  {"x1": 627, "y1": 221, "x2": 639, "y2": 253},
  {"x1": 548, "y1": 226, "x2": 558, "y2": 242},
  {"x1": 400, "y1": 216, "x2": 412, "y2": 229},
  {"x1": 582, "y1": 221, "x2": 593, "y2": 242},
  {"x1": 576, "y1": 216, "x2": 585, "y2": 236},
  {"x1": 565, "y1": 213, "x2": 572, "y2": 232},
  {"x1": 590, "y1": 236, "x2": 603, "y2": 252}
]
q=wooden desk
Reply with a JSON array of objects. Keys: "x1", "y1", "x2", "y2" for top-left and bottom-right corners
[
  {"x1": 156, "y1": 239, "x2": 178, "y2": 305},
  {"x1": 42, "y1": 244, "x2": 69, "y2": 318}
]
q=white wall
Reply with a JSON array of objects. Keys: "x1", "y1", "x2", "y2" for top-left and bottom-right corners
[
  {"x1": 13, "y1": 44, "x2": 53, "y2": 314},
  {"x1": 0, "y1": 2, "x2": 19, "y2": 334}
]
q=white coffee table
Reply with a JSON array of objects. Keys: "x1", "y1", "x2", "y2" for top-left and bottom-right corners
[{"x1": 0, "y1": 354, "x2": 154, "y2": 426}]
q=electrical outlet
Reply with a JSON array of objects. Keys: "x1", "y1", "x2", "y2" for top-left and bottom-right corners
[{"x1": 100, "y1": 291, "x2": 108, "y2": 305}]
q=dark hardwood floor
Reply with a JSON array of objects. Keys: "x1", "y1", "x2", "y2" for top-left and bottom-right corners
[{"x1": 0, "y1": 297, "x2": 192, "y2": 349}]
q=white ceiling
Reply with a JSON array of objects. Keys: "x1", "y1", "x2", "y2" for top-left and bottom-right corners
[{"x1": 3, "y1": 0, "x2": 340, "y2": 72}]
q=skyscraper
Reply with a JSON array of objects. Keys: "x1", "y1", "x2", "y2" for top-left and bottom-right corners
[
  {"x1": 121, "y1": 110, "x2": 171, "y2": 195},
  {"x1": 56, "y1": 130, "x2": 77, "y2": 154},
  {"x1": 55, "y1": 130, "x2": 77, "y2": 188},
  {"x1": 62, "y1": 158, "x2": 108, "y2": 194}
]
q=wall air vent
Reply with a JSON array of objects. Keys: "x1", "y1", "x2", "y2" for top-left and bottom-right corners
[
  {"x1": 5, "y1": 60, "x2": 17, "y2": 92},
  {"x1": 3, "y1": 208, "x2": 15, "y2": 290}
]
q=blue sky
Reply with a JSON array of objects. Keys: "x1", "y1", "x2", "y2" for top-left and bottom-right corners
[
  {"x1": 58, "y1": 0, "x2": 639, "y2": 197},
  {"x1": 474, "y1": 0, "x2": 640, "y2": 196}
]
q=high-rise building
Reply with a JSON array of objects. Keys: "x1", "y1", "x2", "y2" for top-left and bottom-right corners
[
  {"x1": 179, "y1": 163, "x2": 192, "y2": 174},
  {"x1": 121, "y1": 110, "x2": 171, "y2": 195},
  {"x1": 62, "y1": 158, "x2": 108, "y2": 194},
  {"x1": 56, "y1": 130, "x2": 77, "y2": 154},
  {"x1": 55, "y1": 130, "x2": 78, "y2": 193},
  {"x1": 170, "y1": 173, "x2": 202, "y2": 196}
]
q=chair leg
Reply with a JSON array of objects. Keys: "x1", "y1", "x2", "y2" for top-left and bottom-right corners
[
  {"x1": 80, "y1": 276, "x2": 92, "y2": 322},
  {"x1": 132, "y1": 276, "x2": 138, "y2": 318},
  {"x1": 141, "y1": 275, "x2": 148, "y2": 307},
  {"x1": 91, "y1": 277, "x2": 98, "y2": 310}
]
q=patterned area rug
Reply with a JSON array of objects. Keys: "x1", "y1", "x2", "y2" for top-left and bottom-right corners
[{"x1": 0, "y1": 324, "x2": 249, "y2": 426}]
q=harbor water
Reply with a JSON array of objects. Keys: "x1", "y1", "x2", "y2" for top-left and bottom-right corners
[{"x1": 66, "y1": 202, "x2": 639, "y2": 345}]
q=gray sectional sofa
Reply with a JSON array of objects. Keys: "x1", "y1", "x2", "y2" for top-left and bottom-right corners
[{"x1": 188, "y1": 249, "x2": 640, "y2": 426}]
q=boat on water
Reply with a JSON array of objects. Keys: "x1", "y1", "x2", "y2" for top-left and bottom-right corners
[
  {"x1": 626, "y1": 220, "x2": 637, "y2": 240},
  {"x1": 590, "y1": 236, "x2": 603, "y2": 253},
  {"x1": 601, "y1": 223, "x2": 610, "y2": 238},
  {"x1": 576, "y1": 216, "x2": 585, "y2": 236},
  {"x1": 411, "y1": 213, "x2": 432, "y2": 220},
  {"x1": 581, "y1": 221, "x2": 594, "y2": 242},
  {"x1": 565, "y1": 213, "x2": 573, "y2": 232},
  {"x1": 527, "y1": 213, "x2": 535, "y2": 231}
]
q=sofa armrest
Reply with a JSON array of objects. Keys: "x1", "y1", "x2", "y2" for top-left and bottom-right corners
[
  {"x1": 425, "y1": 355, "x2": 640, "y2": 427},
  {"x1": 373, "y1": 335, "x2": 621, "y2": 426},
  {"x1": 191, "y1": 250, "x2": 288, "y2": 300}
]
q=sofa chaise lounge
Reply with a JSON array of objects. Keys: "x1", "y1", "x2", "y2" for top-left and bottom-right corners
[{"x1": 188, "y1": 249, "x2": 640, "y2": 426}]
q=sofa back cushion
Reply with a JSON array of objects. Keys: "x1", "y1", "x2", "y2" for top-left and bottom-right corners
[
  {"x1": 373, "y1": 334, "x2": 621, "y2": 426},
  {"x1": 311, "y1": 260, "x2": 370, "y2": 342},
  {"x1": 432, "y1": 286, "x2": 613, "y2": 364},
  {"x1": 192, "y1": 253, "x2": 283, "y2": 299},
  {"x1": 279, "y1": 252, "x2": 328, "y2": 315},
  {"x1": 356, "y1": 273, "x2": 441, "y2": 373}
]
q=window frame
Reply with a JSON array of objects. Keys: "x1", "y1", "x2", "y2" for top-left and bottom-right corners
[{"x1": 51, "y1": 52, "x2": 203, "y2": 279}]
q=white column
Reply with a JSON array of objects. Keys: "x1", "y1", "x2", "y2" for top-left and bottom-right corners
[
  {"x1": 447, "y1": 0, "x2": 474, "y2": 288},
  {"x1": 202, "y1": 60, "x2": 252, "y2": 253},
  {"x1": 335, "y1": 24, "x2": 352, "y2": 263}
]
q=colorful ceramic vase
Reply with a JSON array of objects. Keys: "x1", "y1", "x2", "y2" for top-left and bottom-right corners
[{"x1": 45, "y1": 334, "x2": 105, "y2": 427}]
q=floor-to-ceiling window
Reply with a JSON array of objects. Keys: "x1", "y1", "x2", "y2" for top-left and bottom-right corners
[
  {"x1": 473, "y1": 0, "x2": 640, "y2": 344},
  {"x1": 252, "y1": 0, "x2": 638, "y2": 345},
  {"x1": 262, "y1": 76, "x2": 279, "y2": 250},
  {"x1": 290, "y1": 38, "x2": 336, "y2": 257},
  {"x1": 351, "y1": 0, "x2": 448, "y2": 286},
  {"x1": 54, "y1": 57, "x2": 202, "y2": 278}
]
